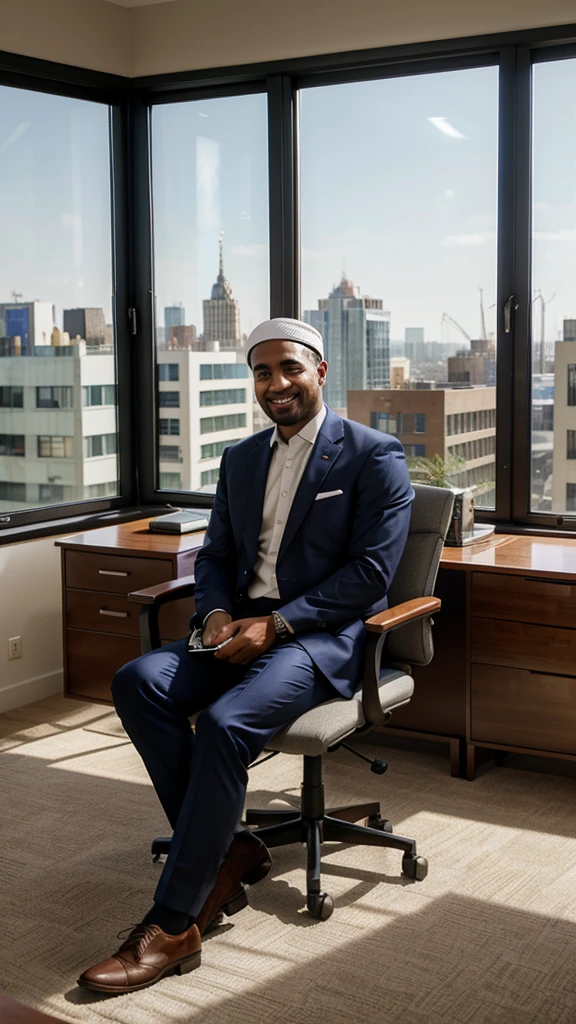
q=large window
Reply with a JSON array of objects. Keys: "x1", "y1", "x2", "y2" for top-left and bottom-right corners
[
  {"x1": 0, "y1": 84, "x2": 119, "y2": 516},
  {"x1": 199, "y1": 388, "x2": 246, "y2": 407},
  {"x1": 150, "y1": 92, "x2": 269, "y2": 493},
  {"x1": 8, "y1": 32, "x2": 576, "y2": 536},
  {"x1": 530, "y1": 60, "x2": 576, "y2": 514},
  {"x1": 300, "y1": 66, "x2": 498, "y2": 509}
]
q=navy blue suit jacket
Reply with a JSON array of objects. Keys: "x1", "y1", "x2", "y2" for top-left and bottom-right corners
[{"x1": 193, "y1": 405, "x2": 414, "y2": 697}]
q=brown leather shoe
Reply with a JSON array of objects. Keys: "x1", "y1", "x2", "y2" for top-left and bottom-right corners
[
  {"x1": 77, "y1": 922, "x2": 201, "y2": 994},
  {"x1": 196, "y1": 830, "x2": 272, "y2": 934}
]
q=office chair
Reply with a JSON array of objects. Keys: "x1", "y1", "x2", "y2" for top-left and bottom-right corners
[{"x1": 129, "y1": 483, "x2": 454, "y2": 920}]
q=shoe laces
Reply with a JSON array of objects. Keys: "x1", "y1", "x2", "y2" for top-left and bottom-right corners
[{"x1": 116, "y1": 924, "x2": 156, "y2": 960}]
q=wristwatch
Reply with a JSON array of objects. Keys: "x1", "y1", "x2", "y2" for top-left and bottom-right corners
[{"x1": 272, "y1": 610, "x2": 291, "y2": 640}]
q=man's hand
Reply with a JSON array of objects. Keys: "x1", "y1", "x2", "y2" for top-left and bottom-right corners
[
  {"x1": 202, "y1": 610, "x2": 232, "y2": 646},
  {"x1": 212, "y1": 616, "x2": 276, "y2": 665}
]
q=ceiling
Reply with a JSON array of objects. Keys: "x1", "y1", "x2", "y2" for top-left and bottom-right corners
[{"x1": 104, "y1": 0, "x2": 180, "y2": 8}]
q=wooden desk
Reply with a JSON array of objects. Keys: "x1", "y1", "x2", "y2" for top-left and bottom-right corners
[
  {"x1": 56, "y1": 519, "x2": 204, "y2": 704},
  {"x1": 57, "y1": 524, "x2": 576, "y2": 780},
  {"x1": 386, "y1": 534, "x2": 576, "y2": 779}
]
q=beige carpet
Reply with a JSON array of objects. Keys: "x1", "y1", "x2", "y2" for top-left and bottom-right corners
[{"x1": 2, "y1": 697, "x2": 576, "y2": 1024}]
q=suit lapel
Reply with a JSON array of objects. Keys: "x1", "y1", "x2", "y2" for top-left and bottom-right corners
[
  {"x1": 278, "y1": 408, "x2": 345, "y2": 562},
  {"x1": 244, "y1": 430, "x2": 276, "y2": 569}
]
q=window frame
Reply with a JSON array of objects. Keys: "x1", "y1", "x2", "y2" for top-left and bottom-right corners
[
  {"x1": 5, "y1": 25, "x2": 576, "y2": 539},
  {"x1": 0, "y1": 52, "x2": 135, "y2": 537}
]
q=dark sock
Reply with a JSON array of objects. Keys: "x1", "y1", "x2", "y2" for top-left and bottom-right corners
[{"x1": 142, "y1": 902, "x2": 194, "y2": 935}]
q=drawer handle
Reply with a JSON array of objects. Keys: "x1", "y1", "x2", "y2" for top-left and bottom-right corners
[
  {"x1": 99, "y1": 569, "x2": 130, "y2": 577},
  {"x1": 99, "y1": 608, "x2": 129, "y2": 618}
]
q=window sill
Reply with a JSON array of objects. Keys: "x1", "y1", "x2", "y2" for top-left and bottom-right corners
[{"x1": 0, "y1": 505, "x2": 175, "y2": 546}]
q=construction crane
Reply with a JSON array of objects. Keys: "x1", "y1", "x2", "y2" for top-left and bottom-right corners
[
  {"x1": 10, "y1": 290, "x2": 22, "y2": 303},
  {"x1": 441, "y1": 312, "x2": 471, "y2": 345},
  {"x1": 479, "y1": 287, "x2": 488, "y2": 340},
  {"x1": 533, "y1": 290, "x2": 555, "y2": 374}
]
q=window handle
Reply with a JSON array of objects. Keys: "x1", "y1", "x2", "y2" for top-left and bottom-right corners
[{"x1": 504, "y1": 295, "x2": 518, "y2": 334}]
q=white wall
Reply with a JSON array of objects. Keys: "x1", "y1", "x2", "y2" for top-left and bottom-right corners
[
  {"x1": 0, "y1": 536, "x2": 64, "y2": 712},
  {"x1": 0, "y1": 0, "x2": 130, "y2": 76},
  {"x1": 129, "y1": 0, "x2": 576, "y2": 77}
]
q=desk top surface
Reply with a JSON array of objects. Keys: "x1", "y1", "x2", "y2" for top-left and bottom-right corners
[
  {"x1": 441, "y1": 533, "x2": 576, "y2": 579},
  {"x1": 56, "y1": 517, "x2": 206, "y2": 557},
  {"x1": 56, "y1": 517, "x2": 576, "y2": 579}
]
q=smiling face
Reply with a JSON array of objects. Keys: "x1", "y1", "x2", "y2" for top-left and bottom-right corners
[{"x1": 251, "y1": 339, "x2": 328, "y2": 438}]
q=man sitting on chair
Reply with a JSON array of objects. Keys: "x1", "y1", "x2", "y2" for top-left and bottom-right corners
[{"x1": 79, "y1": 317, "x2": 414, "y2": 994}]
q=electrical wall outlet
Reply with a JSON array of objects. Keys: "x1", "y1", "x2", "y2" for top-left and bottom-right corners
[{"x1": 8, "y1": 636, "x2": 22, "y2": 660}]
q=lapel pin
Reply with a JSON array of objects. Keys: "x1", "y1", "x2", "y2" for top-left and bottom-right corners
[{"x1": 322, "y1": 454, "x2": 330, "y2": 459}]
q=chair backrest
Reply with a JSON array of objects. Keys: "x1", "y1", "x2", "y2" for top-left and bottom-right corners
[{"x1": 386, "y1": 483, "x2": 454, "y2": 666}]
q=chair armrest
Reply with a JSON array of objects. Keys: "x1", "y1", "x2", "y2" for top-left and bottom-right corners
[
  {"x1": 128, "y1": 575, "x2": 196, "y2": 606},
  {"x1": 364, "y1": 596, "x2": 441, "y2": 634},
  {"x1": 128, "y1": 575, "x2": 196, "y2": 654},
  {"x1": 361, "y1": 596, "x2": 441, "y2": 729}
]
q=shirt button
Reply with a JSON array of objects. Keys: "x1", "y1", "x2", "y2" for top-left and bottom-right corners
[
  {"x1": 277, "y1": 519, "x2": 283, "y2": 525},
  {"x1": 281, "y1": 491, "x2": 287, "y2": 497},
  {"x1": 286, "y1": 461, "x2": 292, "y2": 467}
]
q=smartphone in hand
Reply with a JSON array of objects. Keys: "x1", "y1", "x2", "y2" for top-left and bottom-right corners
[{"x1": 187, "y1": 626, "x2": 235, "y2": 654}]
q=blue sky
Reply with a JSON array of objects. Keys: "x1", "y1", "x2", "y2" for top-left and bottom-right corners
[
  {"x1": 0, "y1": 85, "x2": 113, "y2": 326},
  {"x1": 1, "y1": 59, "x2": 575, "y2": 345}
]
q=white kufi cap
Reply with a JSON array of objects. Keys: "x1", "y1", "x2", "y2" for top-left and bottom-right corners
[{"x1": 245, "y1": 317, "x2": 324, "y2": 367}]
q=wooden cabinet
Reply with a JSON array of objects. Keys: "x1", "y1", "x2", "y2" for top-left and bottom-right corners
[
  {"x1": 57, "y1": 519, "x2": 204, "y2": 704},
  {"x1": 437, "y1": 536, "x2": 576, "y2": 779}
]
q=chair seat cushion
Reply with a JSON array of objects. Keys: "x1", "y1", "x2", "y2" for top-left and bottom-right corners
[{"x1": 265, "y1": 669, "x2": 414, "y2": 757}]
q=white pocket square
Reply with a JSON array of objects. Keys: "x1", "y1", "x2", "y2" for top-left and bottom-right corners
[{"x1": 315, "y1": 489, "x2": 344, "y2": 501}]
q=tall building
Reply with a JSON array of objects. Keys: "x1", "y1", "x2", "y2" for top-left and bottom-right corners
[
  {"x1": 0, "y1": 339, "x2": 118, "y2": 512},
  {"x1": 303, "y1": 274, "x2": 390, "y2": 414},
  {"x1": 164, "y1": 324, "x2": 198, "y2": 349},
  {"x1": 156, "y1": 348, "x2": 253, "y2": 492},
  {"x1": 404, "y1": 327, "x2": 425, "y2": 363},
  {"x1": 202, "y1": 235, "x2": 241, "y2": 349},
  {"x1": 531, "y1": 372, "x2": 554, "y2": 511},
  {"x1": 0, "y1": 301, "x2": 55, "y2": 355},
  {"x1": 63, "y1": 308, "x2": 107, "y2": 347},
  {"x1": 165, "y1": 304, "x2": 186, "y2": 329},
  {"x1": 348, "y1": 384, "x2": 496, "y2": 505},
  {"x1": 448, "y1": 338, "x2": 496, "y2": 386},
  {"x1": 551, "y1": 319, "x2": 576, "y2": 513}
]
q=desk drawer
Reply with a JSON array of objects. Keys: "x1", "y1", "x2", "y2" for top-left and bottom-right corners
[
  {"x1": 471, "y1": 617, "x2": 576, "y2": 675},
  {"x1": 65, "y1": 550, "x2": 172, "y2": 595},
  {"x1": 472, "y1": 571, "x2": 576, "y2": 628},
  {"x1": 65, "y1": 588, "x2": 195, "y2": 641},
  {"x1": 66, "y1": 590, "x2": 140, "y2": 636},
  {"x1": 66, "y1": 628, "x2": 141, "y2": 703},
  {"x1": 471, "y1": 663, "x2": 576, "y2": 754}
]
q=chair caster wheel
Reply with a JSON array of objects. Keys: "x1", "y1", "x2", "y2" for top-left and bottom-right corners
[
  {"x1": 307, "y1": 892, "x2": 334, "y2": 920},
  {"x1": 151, "y1": 837, "x2": 171, "y2": 863},
  {"x1": 402, "y1": 854, "x2": 428, "y2": 881},
  {"x1": 370, "y1": 760, "x2": 388, "y2": 775},
  {"x1": 367, "y1": 814, "x2": 393, "y2": 833}
]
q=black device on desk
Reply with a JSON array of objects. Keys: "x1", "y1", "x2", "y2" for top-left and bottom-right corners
[{"x1": 149, "y1": 509, "x2": 210, "y2": 534}]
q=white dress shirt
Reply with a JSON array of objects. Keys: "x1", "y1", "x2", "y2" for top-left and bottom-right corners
[
  {"x1": 248, "y1": 404, "x2": 327, "y2": 600},
  {"x1": 203, "y1": 404, "x2": 326, "y2": 632}
]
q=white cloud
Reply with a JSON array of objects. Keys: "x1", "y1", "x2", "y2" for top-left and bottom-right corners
[
  {"x1": 0, "y1": 122, "x2": 31, "y2": 156},
  {"x1": 534, "y1": 229, "x2": 576, "y2": 241},
  {"x1": 444, "y1": 189, "x2": 455, "y2": 198},
  {"x1": 428, "y1": 117, "x2": 467, "y2": 140},
  {"x1": 442, "y1": 231, "x2": 495, "y2": 247}
]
